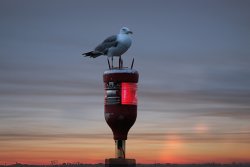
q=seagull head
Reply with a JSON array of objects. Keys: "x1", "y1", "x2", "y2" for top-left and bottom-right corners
[{"x1": 120, "y1": 27, "x2": 133, "y2": 35}]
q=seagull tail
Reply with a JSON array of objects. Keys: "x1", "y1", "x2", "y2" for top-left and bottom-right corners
[{"x1": 82, "y1": 51, "x2": 103, "y2": 58}]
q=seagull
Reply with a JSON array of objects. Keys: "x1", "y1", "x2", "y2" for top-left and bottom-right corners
[{"x1": 82, "y1": 27, "x2": 133, "y2": 68}]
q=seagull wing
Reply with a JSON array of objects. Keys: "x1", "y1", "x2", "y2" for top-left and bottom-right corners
[
  {"x1": 83, "y1": 35, "x2": 118, "y2": 58},
  {"x1": 94, "y1": 35, "x2": 118, "y2": 55}
]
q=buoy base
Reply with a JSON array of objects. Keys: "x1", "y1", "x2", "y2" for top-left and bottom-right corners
[{"x1": 105, "y1": 158, "x2": 136, "y2": 167}]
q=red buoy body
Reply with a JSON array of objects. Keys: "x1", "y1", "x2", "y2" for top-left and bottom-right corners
[{"x1": 103, "y1": 69, "x2": 139, "y2": 140}]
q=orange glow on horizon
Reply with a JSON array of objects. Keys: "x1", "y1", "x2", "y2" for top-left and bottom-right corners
[{"x1": 1, "y1": 135, "x2": 250, "y2": 165}]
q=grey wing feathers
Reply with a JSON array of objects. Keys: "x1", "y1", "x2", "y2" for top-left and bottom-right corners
[
  {"x1": 94, "y1": 35, "x2": 118, "y2": 55},
  {"x1": 82, "y1": 35, "x2": 118, "y2": 58},
  {"x1": 82, "y1": 51, "x2": 103, "y2": 58}
]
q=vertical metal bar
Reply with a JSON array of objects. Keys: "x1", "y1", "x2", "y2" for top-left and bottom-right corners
[
  {"x1": 115, "y1": 140, "x2": 125, "y2": 159},
  {"x1": 130, "y1": 58, "x2": 134, "y2": 69},
  {"x1": 107, "y1": 58, "x2": 111, "y2": 70}
]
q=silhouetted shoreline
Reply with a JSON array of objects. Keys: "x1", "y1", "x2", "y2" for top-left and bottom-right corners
[{"x1": 1, "y1": 163, "x2": 250, "y2": 167}]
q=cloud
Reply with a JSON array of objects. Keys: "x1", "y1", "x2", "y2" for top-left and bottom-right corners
[
  {"x1": 1, "y1": 131, "x2": 249, "y2": 144},
  {"x1": 0, "y1": 132, "x2": 111, "y2": 141},
  {"x1": 139, "y1": 90, "x2": 250, "y2": 119},
  {"x1": 131, "y1": 132, "x2": 250, "y2": 143}
]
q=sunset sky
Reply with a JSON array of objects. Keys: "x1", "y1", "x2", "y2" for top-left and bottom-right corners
[{"x1": 1, "y1": 0, "x2": 250, "y2": 165}]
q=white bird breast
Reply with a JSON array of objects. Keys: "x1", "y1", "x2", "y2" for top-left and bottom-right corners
[{"x1": 108, "y1": 34, "x2": 132, "y2": 57}]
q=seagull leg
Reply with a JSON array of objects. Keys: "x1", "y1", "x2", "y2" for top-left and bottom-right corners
[
  {"x1": 121, "y1": 58, "x2": 123, "y2": 68},
  {"x1": 111, "y1": 56, "x2": 114, "y2": 69},
  {"x1": 119, "y1": 56, "x2": 121, "y2": 69}
]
